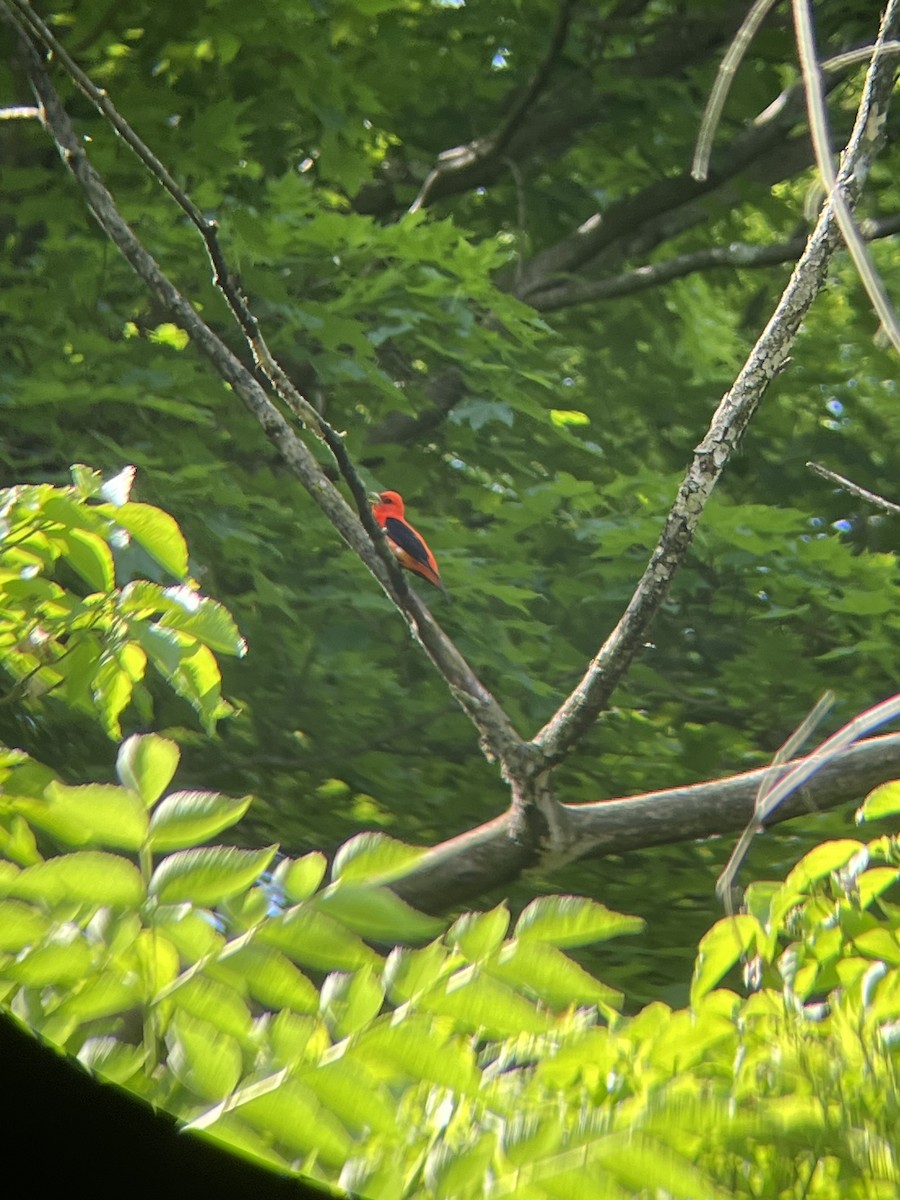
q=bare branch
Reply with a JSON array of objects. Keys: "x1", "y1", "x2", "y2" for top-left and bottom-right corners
[
  {"x1": 808, "y1": 461, "x2": 900, "y2": 515},
  {"x1": 525, "y1": 213, "x2": 900, "y2": 311},
  {"x1": 717, "y1": 692, "x2": 900, "y2": 909},
  {"x1": 0, "y1": 104, "x2": 39, "y2": 119},
  {"x1": 693, "y1": 0, "x2": 780, "y2": 182},
  {"x1": 513, "y1": 78, "x2": 816, "y2": 300},
  {"x1": 532, "y1": 7, "x2": 900, "y2": 767},
  {"x1": 793, "y1": 0, "x2": 900, "y2": 354},
  {"x1": 409, "y1": 0, "x2": 576, "y2": 213},
  {"x1": 6, "y1": 16, "x2": 526, "y2": 771},
  {"x1": 392, "y1": 732, "x2": 900, "y2": 913}
]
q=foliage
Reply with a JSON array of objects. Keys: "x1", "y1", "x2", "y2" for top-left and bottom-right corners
[
  {"x1": 2, "y1": 725, "x2": 899, "y2": 1197},
  {"x1": 3, "y1": 0, "x2": 900, "y2": 1191},
  {"x1": 0, "y1": 469, "x2": 245, "y2": 738}
]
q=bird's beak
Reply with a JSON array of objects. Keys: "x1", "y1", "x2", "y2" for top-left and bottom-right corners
[{"x1": 368, "y1": 491, "x2": 382, "y2": 504}]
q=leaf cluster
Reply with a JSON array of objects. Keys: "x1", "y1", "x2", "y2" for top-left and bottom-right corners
[{"x1": 2, "y1": 727, "x2": 900, "y2": 1197}]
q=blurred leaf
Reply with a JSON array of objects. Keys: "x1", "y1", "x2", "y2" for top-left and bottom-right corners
[
  {"x1": 148, "y1": 790, "x2": 252, "y2": 851},
  {"x1": 149, "y1": 845, "x2": 277, "y2": 905},
  {"x1": 515, "y1": 896, "x2": 644, "y2": 947},
  {"x1": 117, "y1": 733, "x2": 181, "y2": 807}
]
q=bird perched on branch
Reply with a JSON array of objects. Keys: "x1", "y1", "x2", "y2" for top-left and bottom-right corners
[{"x1": 372, "y1": 490, "x2": 450, "y2": 601}]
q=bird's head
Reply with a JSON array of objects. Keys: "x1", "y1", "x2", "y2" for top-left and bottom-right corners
[{"x1": 375, "y1": 490, "x2": 405, "y2": 515}]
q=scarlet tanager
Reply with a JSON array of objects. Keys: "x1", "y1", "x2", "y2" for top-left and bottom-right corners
[{"x1": 372, "y1": 490, "x2": 450, "y2": 600}]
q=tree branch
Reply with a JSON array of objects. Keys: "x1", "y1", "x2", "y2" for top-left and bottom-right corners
[
  {"x1": 808, "y1": 461, "x2": 900, "y2": 515},
  {"x1": 532, "y1": 6, "x2": 900, "y2": 766},
  {"x1": 392, "y1": 732, "x2": 900, "y2": 913},
  {"x1": 6, "y1": 14, "x2": 527, "y2": 772},
  {"x1": 409, "y1": 0, "x2": 577, "y2": 213},
  {"x1": 526, "y1": 213, "x2": 900, "y2": 312}
]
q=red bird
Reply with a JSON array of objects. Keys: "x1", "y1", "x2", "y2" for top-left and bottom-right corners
[{"x1": 372, "y1": 490, "x2": 449, "y2": 600}]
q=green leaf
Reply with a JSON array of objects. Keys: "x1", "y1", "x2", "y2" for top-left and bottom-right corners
[
  {"x1": 0, "y1": 815, "x2": 42, "y2": 867},
  {"x1": 54, "y1": 971, "x2": 145, "y2": 1023},
  {"x1": 320, "y1": 964, "x2": 384, "y2": 1037},
  {"x1": 226, "y1": 944, "x2": 319, "y2": 1013},
  {"x1": 353, "y1": 1015, "x2": 480, "y2": 1093},
  {"x1": 117, "y1": 733, "x2": 180, "y2": 807},
  {"x1": 6, "y1": 852, "x2": 144, "y2": 907},
  {"x1": 330, "y1": 831, "x2": 427, "y2": 884},
  {"x1": 155, "y1": 589, "x2": 247, "y2": 657},
  {"x1": 236, "y1": 1079, "x2": 353, "y2": 1167},
  {"x1": 488, "y1": 939, "x2": 622, "y2": 1012},
  {"x1": 419, "y1": 966, "x2": 556, "y2": 1037},
  {"x1": 273, "y1": 852, "x2": 327, "y2": 902},
  {"x1": 56, "y1": 527, "x2": 115, "y2": 592},
  {"x1": 149, "y1": 844, "x2": 277, "y2": 905},
  {"x1": 260, "y1": 904, "x2": 378, "y2": 971},
  {"x1": 0, "y1": 899, "x2": 51, "y2": 951},
  {"x1": 110, "y1": 502, "x2": 189, "y2": 579},
  {"x1": 782, "y1": 839, "x2": 865, "y2": 895},
  {"x1": 150, "y1": 904, "x2": 224, "y2": 964},
  {"x1": 858, "y1": 780, "x2": 900, "y2": 822},
  {"x1": 148, "y1": 790, "x2": 252, "y2": 851},
  {"x1": 298, "y1": 1059, "x2": 398, "y2": 1137},
  {"x1": 315, "y1": 882, "x2": 444, "y2": 942},
  {"x1": 173, "y1": 974, "x2": 253, "y2": 1040},
  {"x1": 691, "y1": 915, "x2": 759, "y2": 1005},
  {"x1": 383, "y1": 941, "x2": 451, "y2": 1003},
  {"x1": 91, "y1": 656, "x2": 134, "y2": 739},
  {"x1": 8, "y1": 934, "x2": 94, "y2": 986},
  {"x1": 515, "y1": 895, "x2": 644, "y2": 947},
  {"x1": 166, "y1": 1012, "x2": 243, "y2": 1101},
  {"x1": 449, "y1": 903, "x2": 510, "y2": 961},
  {"x1": 78, "y1": 1037, "x2": 147, "y2": 1085},
  {"x1": 15, "y1": 782, "x2": 148, "y2": 851},
  {"x1": 137, "y1": 628, "x2": 231, "y2": 732}
]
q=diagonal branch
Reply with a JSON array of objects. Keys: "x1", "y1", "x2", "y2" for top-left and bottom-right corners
[
  {"x1": 808, "y1": 461, "x2": 900, "y2": 515},
  {"x1": 6, "y1": 16, "x2": 526, "y2": 771},
  {"x1": 532, "y1": 3, "x2": 900, "y2": 766}
]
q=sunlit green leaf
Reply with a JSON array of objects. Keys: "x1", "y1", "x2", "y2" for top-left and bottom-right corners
[
  {"x1": 15, "y1": 782, "x2": 148, "y2": 850},
  {"x1": 149, "y1": 844, "x2": 277, "y2": 905},
  {"x1": 116, "y1": 733, "x2": 180, "y2": 807},
  {"x1": 148, "y1": 790, "x2": 252, "y2": 851},
  {"x1": 6, "y1": 852, "x2": 144, "y2": 907},
  {"x1": 515, "y1": 896, "x2": 644, "y2": 947},
  {"x1": 108, "y1": 502, "x2": 189, "y2": 579}
]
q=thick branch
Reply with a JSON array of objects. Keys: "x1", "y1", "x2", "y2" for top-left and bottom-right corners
[
  {"x1": 400, "y1": 4, "x2": 750, "y2": 215},
  {"x1": 513, "y1": 75, "x2": 823, "y2": 301},
  {"x1": 9, "y1": 20, "x2": 525, "y2": 769},
  {"x1": 392, "y1": 732, "x2": 900, "y2": 913},
  {"x1": 532, "y1": 7, "x2": 899, "y2": 765}
]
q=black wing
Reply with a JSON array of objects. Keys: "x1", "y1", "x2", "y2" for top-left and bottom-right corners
[{"x1": 384, "y1": 515, "x2": 432, "y2": 569}]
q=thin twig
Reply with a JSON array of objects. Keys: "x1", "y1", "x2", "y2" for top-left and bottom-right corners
[
  {"x1": 807, "y1": 461, "x2": 900, "y2": 515},
  {"x1": 0, "y1": 104, "x2": 39, "y2": 119},
  {"x1": 716, "y1": 689, "x2": 835, "y2": 912},
  {"x1": 533, "y1": 4, "x2": 900, "y2": 766},
  {"x1": 717, "y1": 693, "x2": 900, "y2": 909},
  {"x1": 692, "y1": 0, "x2": 780, "y2": 182},
  {"x1": 793, "y1": 0, "x2": 900, "y2": 355}
]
